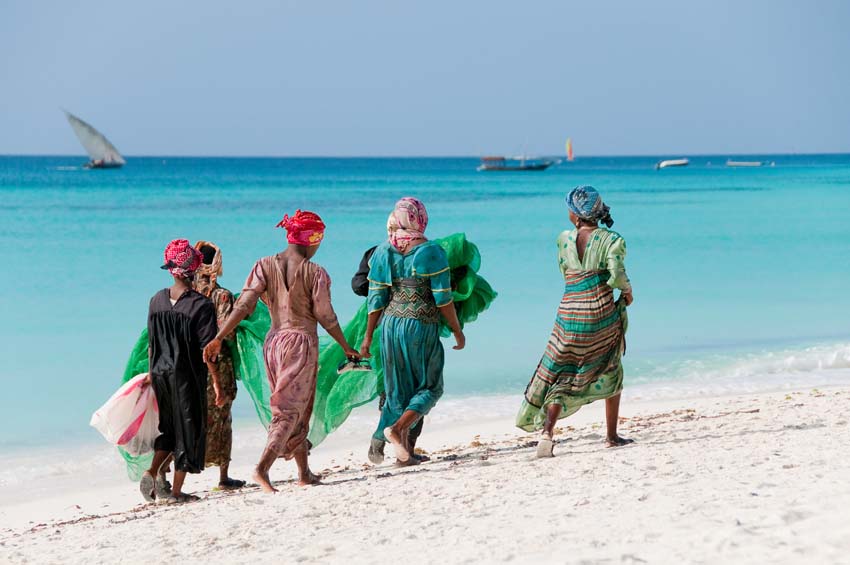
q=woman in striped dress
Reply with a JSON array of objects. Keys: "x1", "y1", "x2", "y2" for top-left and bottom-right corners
[{"x1": 516, "y1": 186, "x2": 634, "y2": 457}]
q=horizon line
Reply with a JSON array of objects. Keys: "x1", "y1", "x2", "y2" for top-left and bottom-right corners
[{"x1": 2, "y1": 151, "x2": 849, "y2": 159}]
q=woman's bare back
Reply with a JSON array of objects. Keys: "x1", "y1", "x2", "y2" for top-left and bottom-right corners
[{"x1": 575, "y1": 227, "x2": 597, "y2": 264}]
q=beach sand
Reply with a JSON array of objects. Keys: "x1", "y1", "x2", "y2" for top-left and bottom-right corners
[{"x1": 1, "y1": 387, "x2": 848, "y2": 564}]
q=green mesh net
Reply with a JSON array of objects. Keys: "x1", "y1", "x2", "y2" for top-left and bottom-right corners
[{"x1": 119, "y1": 233, "x2": 496, "y2": 479}]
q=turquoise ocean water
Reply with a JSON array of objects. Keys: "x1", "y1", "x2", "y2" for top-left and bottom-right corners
[{"x1": 2, "y1": 155, "x2": 850, "y2": 450}]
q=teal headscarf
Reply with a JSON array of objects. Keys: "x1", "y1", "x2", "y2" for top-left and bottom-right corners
[{"x1": 566, "y1": 185, "x2": 613, "y2": 227}]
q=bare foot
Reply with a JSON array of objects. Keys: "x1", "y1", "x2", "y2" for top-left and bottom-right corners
[
  {"x1": 253, "y1": 468, "x2": 278, "y2": 493},
  {"x1": 606, "y1": 435, "x2": 635, "y2": 448},
  {"x1": 298, "y1": 470, "x2": 322, "y2": 486},
  {"x1": 384, "y1": 426, "x2": 410, "y2": 462},
  {"x1": 536, "y1": 434, "x2": 555, "y2": 458}
]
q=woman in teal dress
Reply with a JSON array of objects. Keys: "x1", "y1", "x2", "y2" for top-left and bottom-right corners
[
  {"x1": 516, "y1": 186, "x2": 634, "y2": 457},
  {"x1": 360, "y1": 197, "x2": 466, "y2": 465}
]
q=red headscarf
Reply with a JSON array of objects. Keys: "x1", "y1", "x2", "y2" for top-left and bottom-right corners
[
  {"x1": 276, "y1": 210, "x2": 326, "y2": 246},
  {"x1": 161, "y1": 239, "x2": 203, "y2": 278}
]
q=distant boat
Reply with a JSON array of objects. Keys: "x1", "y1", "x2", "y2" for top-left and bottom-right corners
[
  {"x1": 63, "y1": 110, "x2": 125, "y2": 169},
  {"x1": 726, "y1": 160, "x2": 763, "y2": 167},
  {"x1": 477, "y1": 156, "x2": 553, "y2": 172},
  {"x1": 655, "y1": 158, "x2": 689, "y2": 170},
  {"x1": 566, "y1": 138, "x2": 574, "y2": 162}
]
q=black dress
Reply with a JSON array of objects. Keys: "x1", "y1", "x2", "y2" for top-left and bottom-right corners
[
  {"x1": 147, "y1": 288, "x2": 218, "y2": 473},
  {"x1": 350, "y1": 246, "x2": 377, "y2": 297}
]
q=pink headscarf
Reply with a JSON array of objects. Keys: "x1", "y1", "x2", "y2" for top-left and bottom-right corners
[
  {"x1": 387, "y1": 197, "x2": 428, "y2": 253},
  {"x1": 161, "y1": 239, "x2": 203, "y2": 279},
  {"x1": 276, "y1": 210, "x2": 326, "y2": 246}
]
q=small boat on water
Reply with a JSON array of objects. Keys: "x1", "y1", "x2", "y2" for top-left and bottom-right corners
[
  {"x1": 477, "y1": 156, "x2": 553, "y2": 172},
  {"x1": 63, "y1": 110, "x2": 126, "y2": 169},
  {"x1": 655, "y1": 158, "x2": 689, "y2": 170},
  {"x1": 726, "y1": 160, "x2": 763, "y2": 167}
]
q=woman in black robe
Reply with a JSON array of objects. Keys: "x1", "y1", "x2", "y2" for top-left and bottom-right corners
[{"x1": 140, "y1": 239, "x2": 224, "y2": 504}]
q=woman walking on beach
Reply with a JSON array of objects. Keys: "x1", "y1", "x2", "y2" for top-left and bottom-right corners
[
  {"x1": 203, "y1": 211, "x2": 360, "y2": 492},
  {"x1": 141, "y1": 239, "x2": 224, "y2": 503},
  {"x1": 192, "y1": 240, "x2": 245, "y2": 490},
  {"x1": 360, "y1": 197, "x2": 466, "y2": 465},
  {"x1": 516, "y1": 186, "x2": 633, "y2": 457},
  {"x1": 352, "y1": 245, "x2": 426, "y2": 464}
]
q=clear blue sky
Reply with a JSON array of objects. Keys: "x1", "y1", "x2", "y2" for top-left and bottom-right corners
[{"x1": 2, "y1": 0, "x2": 849, "y2": 156}]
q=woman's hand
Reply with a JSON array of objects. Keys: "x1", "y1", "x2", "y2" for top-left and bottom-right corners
[
  {"x1": 203, "y1": 338, "x2": 222, "y2": 363},
  {"x1": 344, "y1": 346, "x2": 361, "y2": 360},
  {"x1": 622, "y1": 289, "x2": 634, "y2": 306},
  {"x1": 359, "y1": 338, "x2": 372, "y2": 359},
  {"x1": 452, "y1": 329, "x2": 466, "y2": 351},
  {"x1": 139, "y1": 374, "x2": 152, "y2": 390},
  {"x1": 213, "y1": 382, "x2": 226, "y2": 408}
]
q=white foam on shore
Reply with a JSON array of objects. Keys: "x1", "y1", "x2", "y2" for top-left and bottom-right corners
[{"x1": 627, "y1": 341, "x2": 850, "y2": 399}]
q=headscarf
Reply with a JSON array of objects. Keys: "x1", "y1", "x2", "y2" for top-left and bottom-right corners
[
  {"x1": 566, "y1": 185, "x2": 614, "y2": 228},
  {"x1": 160, "y1": 239, "x2": 203, "y2": 279},
  {"x1": 193, "y1": 240, "x2": 222, "y2": 297},
  {"x1": 387, "y1": 197, "x2": 428, "y2": 252},
  {"x1": 276, "y1": 210, "x2": 326, "y2": 246}
]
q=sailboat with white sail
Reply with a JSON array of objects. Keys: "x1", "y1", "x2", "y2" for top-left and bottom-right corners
[{"x1": 63, "y1": 110, "x2": 126, "y2": 169}]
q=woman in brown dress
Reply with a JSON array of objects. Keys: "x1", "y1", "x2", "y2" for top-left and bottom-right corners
[{"x1": 193, "y1": 240, "x2": 245, "y2": 490}]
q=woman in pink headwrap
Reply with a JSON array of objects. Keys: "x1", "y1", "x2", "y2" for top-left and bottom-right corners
[
  {"x1": 139, "y1": 239, "x2": 225, "y2": 504},
  {"x1": 204, "y1": 210, "x2": 360, "y2": 493},
  {"x1": 360, "y1": 197, "x2": 466, "y2": 465}
]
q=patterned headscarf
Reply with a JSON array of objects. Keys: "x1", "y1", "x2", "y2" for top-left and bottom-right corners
[
  {"x1": 566, "y1": 185, "x2": 614, "y2": 228},
  {"x1": 160, "y1": 239, "x2": 203, "y2": 279},
  {"x1": 387, "y1": 197, "x2": 428, "y2": 252},
  {"x1": 193, "y1": 240, "x2": 222, "y2": 297},
  {"x1": 276, "y1": 210, "x2": 326, "y2": 246}
]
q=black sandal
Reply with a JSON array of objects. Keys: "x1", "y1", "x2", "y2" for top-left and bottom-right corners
[{"x1": 218, "y1": 478, "x2": 246, "y2": 490}]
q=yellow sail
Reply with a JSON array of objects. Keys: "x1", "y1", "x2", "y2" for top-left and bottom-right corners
[{"x1": 566, "y1": 138, "x2": 574, "y2": 162}]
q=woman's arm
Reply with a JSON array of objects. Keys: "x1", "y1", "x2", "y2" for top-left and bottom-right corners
[
  {"x1": 312, "y1": 266, "x2": 360, "y2": 359},
  {"x1": 421, "y1": 244, "x2": 465, "y2": 350},
  {"x1": 202, "y1": 293, "x2": 254, "y2": 362},
  {"x1": 606, "y1": 234, "x2": 633, "y2": 306},
  {"x1": 213, "y1": 289, "x2": 238, "y2": 342},
  {"x1": 325, "y1": 324, "x2": 360, "y2": 359},
  {"x1": 360, "y1": 310, "x2": 383, "y2": 358},
  {"x1": 439, "y1": 303, "x2": 465, "y2": 351},
  {"x1": 206, "y1": 358, "x2": 225, "y2": 407},
  {"x1": 204, "y1": 260, "x2": 266, "y2": 362}
]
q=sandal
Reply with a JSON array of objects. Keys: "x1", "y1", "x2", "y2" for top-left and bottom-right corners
[
  {"x1": 165, "y1": 493, "x2": 201, "y2": 504},
  {"x1": 155, "y1": 475, "x2": 172, "y2": 499},
  {"x1": 337, "y1": 359, "x2": 373, "y2": 374},
  {"x1": 368, "y1": 438, "x2": 385, "y2": 465},
  {"x1": 139, "y1": 471, "x2": 156, "y2": 503},
  {"x1": 536, "y1": 433, "x2": 555, "y2": 458},
  {"x1": 218, "y1": 478, "x2": 246, "y2": 490}
]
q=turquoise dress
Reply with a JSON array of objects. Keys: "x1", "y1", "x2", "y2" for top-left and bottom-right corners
[{"x1": 367, "y1": 240, "x2": 453, "y2": 440}]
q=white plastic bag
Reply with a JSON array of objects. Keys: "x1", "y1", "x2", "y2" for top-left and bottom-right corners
[{"x1": 90, "y1": 373, "x2": 160, "y2": 456}]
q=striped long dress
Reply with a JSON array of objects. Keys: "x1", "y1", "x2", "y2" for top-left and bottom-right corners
[{"x1": 516, "y1": 228, "x2": 631, "y2": 432}]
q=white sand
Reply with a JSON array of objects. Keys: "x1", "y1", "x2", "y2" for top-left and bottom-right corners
[{"x1": 2, "y1": 387, "x2": 849, "y2": 564}]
